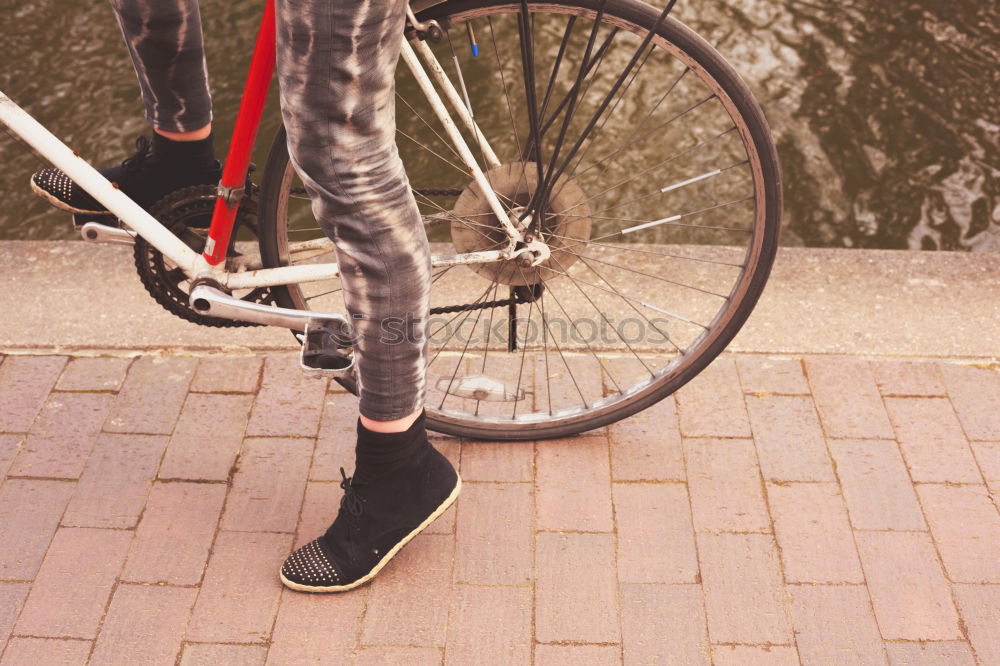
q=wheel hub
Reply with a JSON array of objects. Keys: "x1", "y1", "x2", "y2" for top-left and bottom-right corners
[{"x1": 450, "y1": 162, "x2": 592, "y2": 286}]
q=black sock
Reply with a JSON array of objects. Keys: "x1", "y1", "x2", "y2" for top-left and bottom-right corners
[
  {"x1": 353, "y1": 411, "x2": 429, "y2": 485},
  {"x1": 151, "y1": 131, "x2": 216, "y2": 170}
]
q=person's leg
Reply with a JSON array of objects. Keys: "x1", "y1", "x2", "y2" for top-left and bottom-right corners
[
  {"x1": 30, "y1": 0, "x2": 218, "y2": 214},
  {"x1": 275, "y1": 0, "x2": 431, "y2": 427},
  {"x1": 274, "y1": 0, "x2": 460, "y2": 593},
  {"x1": 110, "y1": 0, "x2": 212, "y2": 136}
]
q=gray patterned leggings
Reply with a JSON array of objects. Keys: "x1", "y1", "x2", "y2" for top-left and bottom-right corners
[{"x1": 110, "y1": 0, "x2": 431, "y2": 421}]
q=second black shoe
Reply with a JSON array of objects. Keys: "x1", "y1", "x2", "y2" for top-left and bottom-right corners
[
  {"x1": 280, "y1": 413, "x2": 461, "y2": 593},
  {"x1": 30, "y1": 134, "x2": 220, "y2": 215}
]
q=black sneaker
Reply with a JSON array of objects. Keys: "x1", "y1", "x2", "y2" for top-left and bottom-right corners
[
  {"x1": 30, "y1": 135, "x2": 220, "y2": 215},
  {"x1": 280, "y1": 421, "x2": 461, "y2": 593}
]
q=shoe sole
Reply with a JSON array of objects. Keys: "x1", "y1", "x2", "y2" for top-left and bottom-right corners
[
  {"x1": 279, "y1": 473, "x2": 462, "y2": 593},
  {"x1": 30, "y1": 178, "x2": 110, "y2": 216}
]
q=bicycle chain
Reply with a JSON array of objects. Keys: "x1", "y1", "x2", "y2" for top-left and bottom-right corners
[{"x1": 430, "y1": 284, "x2": 543, "y2": 315}]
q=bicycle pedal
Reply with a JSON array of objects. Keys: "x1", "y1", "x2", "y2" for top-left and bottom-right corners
[
  {"x1": 72, "y1": 211, "x2": 115, "y2": 230},
  {"x1": 300, "y1": 319, "x2": 356, "y2": 380},
  {"x1": 78, "y1": 220, "x2": 135, "y2": 246}
]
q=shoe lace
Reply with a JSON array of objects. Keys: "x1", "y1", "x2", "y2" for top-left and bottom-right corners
[
  {"x1": 339, "y1": 467, "x2": 364, "y2": 518},
  {"x1": 120, "y1": 136, "x2": 153, "y2": 173}
]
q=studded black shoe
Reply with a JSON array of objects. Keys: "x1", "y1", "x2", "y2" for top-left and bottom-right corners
[
  {"x1": 280, "y1": 415, "x2": 461, "y2": 593},
  {"x1": 30, "y1": 134, "x2": 220, "y2": 215}
]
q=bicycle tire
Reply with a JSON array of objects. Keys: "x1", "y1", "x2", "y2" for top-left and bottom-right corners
[{"x1": 258, "y1": 0, "x2": 781, "y2": 440}]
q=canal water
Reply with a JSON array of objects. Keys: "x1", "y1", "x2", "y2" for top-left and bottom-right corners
[{"x1": 1, "y1": 0, "x2": 997, "y2": 250}]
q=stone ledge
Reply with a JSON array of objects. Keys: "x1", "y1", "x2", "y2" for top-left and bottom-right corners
[{"x1": 1, "y1": 241, "x2": 997, "y2": 359}]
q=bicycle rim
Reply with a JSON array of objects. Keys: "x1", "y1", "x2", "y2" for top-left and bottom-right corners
[{"x1": 258, "y1": 0, "x2": 781, "y2": 440}]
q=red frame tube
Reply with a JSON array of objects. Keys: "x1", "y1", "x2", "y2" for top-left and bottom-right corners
[{"x1": 203, "y1": 0, "x2": 276, "y2": 266}]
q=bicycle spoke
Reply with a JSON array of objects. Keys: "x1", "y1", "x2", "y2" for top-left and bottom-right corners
[
  {"x1": 561, "y1": 127, "x2": 737, "y2": 213},
  {"x1": 517, "y1": 0, "x2": 545, "y2": 184},
  {"x1": 543, "y1": 258, "x2": 706, "y2": 333},
  {"x1": 568, "y1": 248, "x2": 731, "y2": 299},
  {"x1": 543, "y1": 0, "x2": 680, "y2": 192},
  {"x1": 487, "y1": 16, "x2": 523, "y2": 159}
]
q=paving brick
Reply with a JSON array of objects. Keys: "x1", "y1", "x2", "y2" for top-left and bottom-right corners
[
  {"x1": 612, "y1": 483, "x2": 697, "y2": 583},
  {"x1": 353, "y1": 648, "x2": 443, "y2": 665},
  {"x1": 939, "y1": 363, "x2": 1000, "y2": 440},
  {"x1": 425, "y1": 438, "x2": 461, "y2": 536},
  {"x1": 14, "y1": 527, "x2": 131, "y2": 638},
  {"x1": 246, "y1": 354, "x2": 327, "y2": 437},
  {"x1": 56, "y1": 356, "x2": 131, "y2": 392},
  {"x1": 0, "y1": 638, "x2": 92, "y2": 666},
  {"x1": 9, "y1": 393, "x2": 113, "y2": 479},
  {"x1": 0, "y1": 435, "x2": 21, "y2": 481},
  {"x1": 454, "y1": 482, "x2": 532, "y2": 585},
  {"x1": 0, "y1": 356, "x2": 66, "y2": 433},
  {"x1": 684, "y1": 438, "x2": 770, "y2": 533},
  {"x1": 676, "y1": 358, "x2": 751, "y2": 438},
  {"x1": 768, "y1": 483, "x2": 864, "y2": 584},
  {"x1": 535, "y1": 532, "x2": 620, "y2": 644},
  {"x1": 0, "y1": 479, "x2": 75, "y2": 579},
  {"x1": 620, "y1": 583, "x2": 709, "y2": 665},
  {"x1": 884, "y1": 397, "x2": 982, "y2": 483},
  {"x1": 186, "y1": 531, "x2": 292, "y2": 643},
  {"x1": 122, "y1": 482, "x2": 226, "y2": 585},
  {"x1": 190, "y1": 355, "x2": 262, "y2": 393},
  {"x1": 293, "y1": 481, "x2": 338, "y2": 549},
  {"x1": 221, "y1": 437, "x2": 312, "y2": 533},
  {"x1": 444, "y1": 585, "x2": 531, "y2": 665},
  {"x1": 0, "y1": 583, "x2": 29, "y2": 646},
  {"x1": 916, "y1": 484, "x2": 1000, "y2": 583},
  {"x1": 104, "y1": 355, "x2": 197, "y2": 434},
  {"x1": 608, "y1": 394, "x2": 685, "y2": 482},
  {"x1": 952, "y1": 585, "x2": 1000, "y2": 666},
  {"x1": 871, "y1": 360, "x2": 946, "y2": 397},
  {"x1": 536, "y1": 437, "x2": 613, "y2": 531},
  {"x1": 459, "y1": 441, "x2": 533, "y2": 482},
  {"x1": 267, "y1": 587, "x2": 366, "y2": 663},
  {"x1": 532, "y1": 353, "x2": 604, "y2": 419},
  {"x1": 158, "y1": 393, "x2": 253, "y2": 481},
  {"x1": 971, "y1": 442, "x2": 1000, "y2": 492},
  {"x1": 62, "y1": 434, "x2": 167, "y2": 529},
  {"x1": 828, "y1": 439, "x2": 927, "y2": 531},
  {"x1": 362, "y1": 533, "x2": 453, "y2": 647},
  {"x1": 533, "y1": 645, "x2": 620, "y2": 666},
  {"x1": 806, "y1": 358, "x2": 894, "y2": 439},
  {"x1": 789, "y1": 584, "x2": 886, "y2": 665},
  {"x1": 311, "y1": 393, "x2": 357, "y2": 482},
  {"x1": 89, "y1": 584, "x2": 196, "y2": 666},
  {"x1": 745, "y1": 395, "x2": 836, "y2": 482},
  {"x1": 711, "y1": 645, "x2": 799, "y2": 665},
  {"x1": 854, "y1": 531, "x2": 960, "y2": 640},
  {"x1": 697, "y1": 533, "x2": 792, "y2": 644},
  {"x1": 885, "y1": 641, "x2": 975, "y2": 665},
  {"x1": 736, "y1": 356, "x2": 810, "y2": 395},
  {"x1": 180, "y1": 644, "x2": 267, "y2": 666}
]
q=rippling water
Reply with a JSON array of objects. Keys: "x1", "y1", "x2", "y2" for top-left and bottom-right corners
[{"x1": 1, "y1": 0, "x2": 998, "y2": 250}]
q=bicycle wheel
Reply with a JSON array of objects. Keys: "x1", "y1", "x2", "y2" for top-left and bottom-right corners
[{"x1": 258, "y1": 0, "x2": 781, "y2": 440}]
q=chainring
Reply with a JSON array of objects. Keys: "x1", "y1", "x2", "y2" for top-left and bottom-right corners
[{"x1": 133, "y1": 185, "x2": 276, "y2": 327}]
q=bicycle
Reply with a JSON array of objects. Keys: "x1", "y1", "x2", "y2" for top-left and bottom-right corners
[{"x1": 0, "y1": 0, "x2": 781, "y2": 440}]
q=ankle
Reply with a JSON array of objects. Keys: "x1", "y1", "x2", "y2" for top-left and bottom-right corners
[
  {"x1": 151, "y1": 130, "x2": 216, "y2": 168},
  {"x1": 154, "y1": 124, "x2": 212, "y2": 142},
  {"x1": 353, "y1": 411, "x2": 429, "y2": 484}
]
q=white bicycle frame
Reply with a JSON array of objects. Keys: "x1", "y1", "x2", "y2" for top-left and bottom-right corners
[{"x1": 0, "y1": 28, "x2": 547, "y2": 295}]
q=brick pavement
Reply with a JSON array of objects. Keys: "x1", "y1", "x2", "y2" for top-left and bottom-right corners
[{"x1": 0, "y1": 351, "x2": 998, "y2": 665}]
